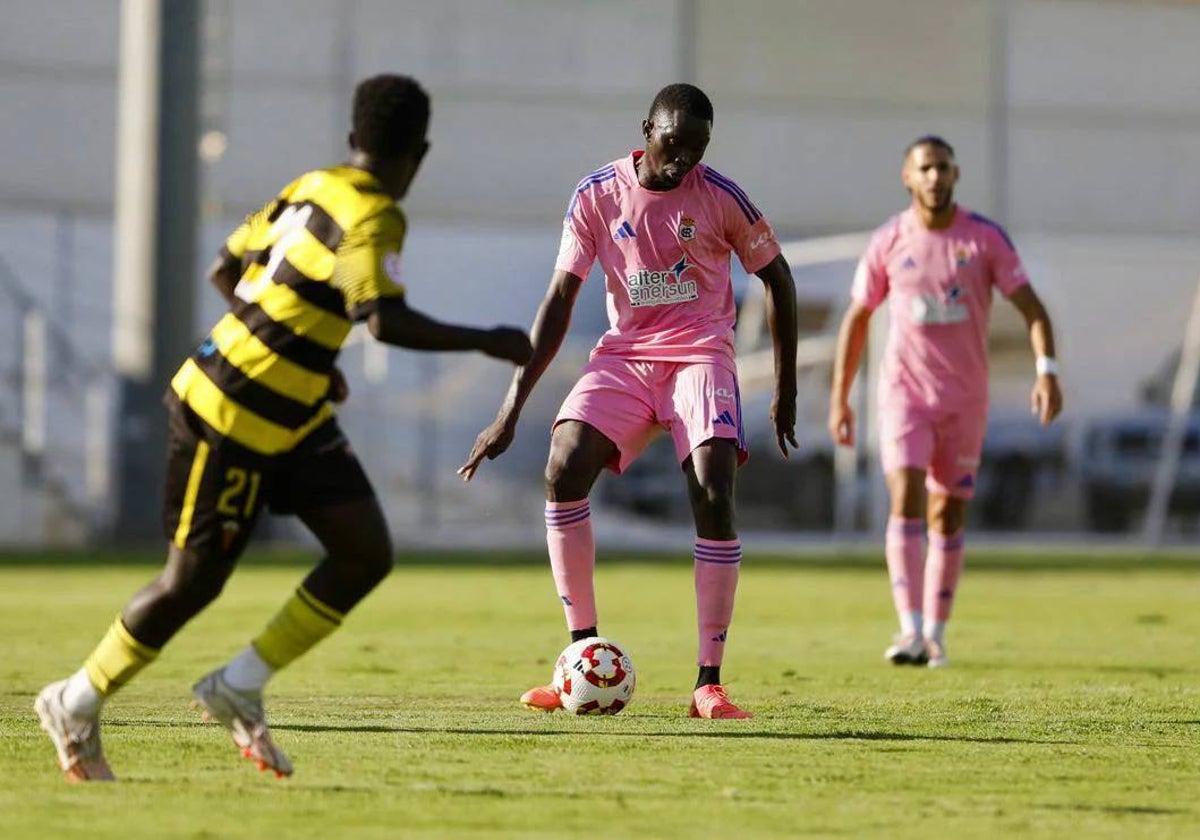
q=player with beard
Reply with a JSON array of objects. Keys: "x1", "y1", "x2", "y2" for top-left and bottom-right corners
[{"x1": 828, "y1": 136, "x2": 1062, "y2": 667}]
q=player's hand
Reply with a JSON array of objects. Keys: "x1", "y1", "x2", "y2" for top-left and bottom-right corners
[
  {"x1": 770, "y1": 388, "x2": 799, "y2": 457},
  {"x1": 1031, "y1": 374, "x2": 1063, "y2": 426},
  {"x1": 458, "y1": 414, "x2": 518, "y2": 482},
  {"x1": 485, "y1": 327, "x2": 534, "y2": 365},
  {"x1": 328, "y1": 366, "x2": 350, "y2": 404},
  {"x1": 829, "y1": 401, "x2": 855, "y2": 446}
]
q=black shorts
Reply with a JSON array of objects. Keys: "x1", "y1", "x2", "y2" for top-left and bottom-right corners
[{"x1": 162, "y1": 393, "x2": 375, "y2": 560}]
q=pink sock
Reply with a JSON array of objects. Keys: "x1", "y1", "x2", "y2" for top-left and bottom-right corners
[
  {"x1": 695, "y1": 538, "x2": 741, "y2": 667},
  {"x1": 925, "y1": 529, "x2": 965, "y2": 621},
  {"x1": 886, "y1": 517, "x2": 925, "y2": 634},
  {"x1": 545, "y1": 500, "x2": 597, "y2": 631}
]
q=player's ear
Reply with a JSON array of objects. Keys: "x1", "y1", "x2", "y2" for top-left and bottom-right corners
[{"x1": 641, "y1": 119, "x2": 653, "y2": 142}]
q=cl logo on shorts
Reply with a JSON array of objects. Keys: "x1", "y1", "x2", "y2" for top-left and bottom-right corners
[
  {"x1": 678, "y1": 216, "x2": 697, "y2": 241},
  {"x1": 707, "y1": 387, "x2": 735, "y2": 400}
]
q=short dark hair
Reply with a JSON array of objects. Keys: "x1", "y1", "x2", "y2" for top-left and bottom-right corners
[
  {"x1": 648, "y1": 83, "x2": 714, "y2": 125},
  {"x1": 905, "y1": 134, "x2": 955, "y2": 160},
  {"x1": 352, "y1": 74, "x2": 430, "y2": 158}
]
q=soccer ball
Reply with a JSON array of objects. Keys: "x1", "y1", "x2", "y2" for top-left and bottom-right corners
[{"x1": 552, "y1": 636, "x2": 636, "y2": 715}]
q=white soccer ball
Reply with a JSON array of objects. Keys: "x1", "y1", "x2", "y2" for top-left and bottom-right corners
[{"x1": 552, "y1": 636, "x2": 636, "y2": 715}]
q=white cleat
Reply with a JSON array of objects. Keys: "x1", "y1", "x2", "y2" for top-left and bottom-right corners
[
  {"x1": 925, "y1": 640, "x2": 950, "y2": 668},
  {"x1": 192, "y1": 668, "x2": 293, "y2": 778},
  {"x1": 34, "y1": 680, "x2": 115, "y2": 782},
  {"x1": 884, "y1": 633, "x2": 929, "y2": 666}
]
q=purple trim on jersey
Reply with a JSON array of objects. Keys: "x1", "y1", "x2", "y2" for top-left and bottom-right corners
[
  {"x1": 702, "y1": 168, "x2": 762, "y2": 224},
  {"x1": 734, "y1": 380, "x2": 747, "y2": 452},
  {"x1": 967, "y1": 211, "x2": 1016, "y2": 251},
  {"x1": 566, "y1": 166, "x2": 618, "y2": 217}
]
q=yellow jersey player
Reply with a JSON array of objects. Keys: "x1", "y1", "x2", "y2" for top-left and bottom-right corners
[{"x1": 34, "y1": 74, "x2": 532, "y2": 781}]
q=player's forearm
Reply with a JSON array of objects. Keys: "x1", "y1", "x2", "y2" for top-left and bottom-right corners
[
  {"x1": 368, "y1": 301, "x2": 492, "y2": 352},
  {"x1": 1027, "y1": 310, "x2": 1057, "y2": 361},
  {"x1": 500, "y1": 291, "x2": 573, "y2": 417},
  {"x1": 762, "y1": 272, "x2": 798, "y2": 397},
  {"x1": 831, "y1": 308, "x2": 870, "y2": 407}
]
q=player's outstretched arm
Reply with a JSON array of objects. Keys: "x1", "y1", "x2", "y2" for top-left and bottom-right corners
[
  {"x1": 755, "y1": 255, "x2": 799, "y2": 457},
  {"x1": 458, "y1": 269, "x2": 583, "y2": 481},
  {"x1": 367, "y1": 298, "x2": 532, "y2": 363},
  {"x1": 1008, "y1": 285, "x2": 1063, "y2": 425},
  {"x1": 829, "y1": 301, "x2": 872, "y2": 447}
]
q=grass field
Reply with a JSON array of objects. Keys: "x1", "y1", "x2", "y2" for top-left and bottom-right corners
[{"x1": 2, "y1": 549, "x2": 1199, "y2": 839}]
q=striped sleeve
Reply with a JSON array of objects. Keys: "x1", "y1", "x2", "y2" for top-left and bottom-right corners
[
  {"x1": 222, "y1": 197, "x2": 281, "y2": 261},
  {"x1": 554, "y1": 166, "x2": 611, "y2": 279},
  {"x1": 330, "y1": 207, "x2": 407, "y2": 321},
  {"x1": 703, "y1": 167, "x2": 780, "y2": 274},
  {"x1": 970, "y1": 212, "x2": 1029, "y2": 297}
]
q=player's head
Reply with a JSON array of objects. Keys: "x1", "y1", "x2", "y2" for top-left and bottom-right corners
[
  {"x1": 348, "y1": 74, "x2": 431, "y2": 199},
  {"x1": 902, "y1": 135, "x2": 959, "y2": 213},
  {"x1": 640, "y1": 83, "x2": 714, "y2": 190}
]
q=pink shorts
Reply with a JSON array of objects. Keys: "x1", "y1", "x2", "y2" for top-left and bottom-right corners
[
  {"x1": 555, "y1": 355, "x2": 748, "y2": 475},
  {"x1": 879, "y1": 403, "x2": 987, "y2": 499}
]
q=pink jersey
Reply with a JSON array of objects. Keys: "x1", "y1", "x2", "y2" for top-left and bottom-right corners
[
  {"x1": 852, "y1": 206, "x2": 1029, "y2": 409},
  {"x1": 555, "y1": 150, "x2": 781, "y2": 367}
]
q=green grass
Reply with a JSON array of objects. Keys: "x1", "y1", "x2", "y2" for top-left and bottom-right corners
[{"x1": 2, "y1": 550, "x2": 1199, "y2": 838}]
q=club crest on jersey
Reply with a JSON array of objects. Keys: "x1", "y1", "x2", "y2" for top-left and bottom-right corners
[
  {"x1": 625, "y1": 257, "x2": 698, "y2": 308},
  {"x1": 954, "y1": 246, "x2": 973, "y2": 267},
  {"x1": 678, "y1": 216, "x2": 697, "y2": 241}
]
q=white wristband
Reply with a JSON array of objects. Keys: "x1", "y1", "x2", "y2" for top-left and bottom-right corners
[{"x1": 1036, "y1": 356, "x2": 1058, "y2": 377}]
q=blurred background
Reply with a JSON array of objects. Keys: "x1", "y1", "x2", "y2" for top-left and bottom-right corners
[{"x1": 1, "y1": 0, "x2": 1198, "y2": 550}]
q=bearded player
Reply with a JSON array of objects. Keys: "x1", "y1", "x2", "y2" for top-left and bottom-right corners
[{"x1": 829, "y1": 135, "x2": 1062, "y2": 668}]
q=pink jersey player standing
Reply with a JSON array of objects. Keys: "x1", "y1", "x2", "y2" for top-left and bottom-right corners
[
  {"x1": 460, "y1": 83, "x2": 798, "y2": 718},
  {"x1": 828, "y1": 136, "x2": 1063, "y2": 668}
]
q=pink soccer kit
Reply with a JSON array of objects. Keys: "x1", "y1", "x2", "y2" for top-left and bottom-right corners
[
  {"x1": 546, "y1": 150, "x2": 780, "y2": 669},
  {"x1": 852, "y1": 206, "x2": 1029, "y2": 498},
  {"x1": 554, "y1": 150, "x2": 781, "y2": 472},
  {"x1": 855, "y1": 206, "x2": 1029, "y2": 645}
]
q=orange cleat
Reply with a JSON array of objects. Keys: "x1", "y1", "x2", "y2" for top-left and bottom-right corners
[
  {"x1": 192, "y1": 668, "x2": 293, "y2": 778},
  {"x1": 519, "y1": 684, "x2": 562, "y2": 713},
  {"x1": 689, "y1": 684, "x2": 754, "y2": 719}
]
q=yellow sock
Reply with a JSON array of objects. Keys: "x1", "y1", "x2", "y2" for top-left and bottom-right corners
[
  {"x1": 83, "y1": 617, "x2": 160, "y2": 696},
  {"x1": 251, "y1": 587, "x2": 344, "y2": 670}
]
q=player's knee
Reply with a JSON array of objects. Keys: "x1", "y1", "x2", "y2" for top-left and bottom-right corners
[
  {"x1": 544, "y1": 453, "x2": 589, "y2": 501},
  {"x1": 157, "y1": 556, "x2": 230, "y2": 614},
  {"x1": 689, "y1": 479, "x2": 735, "y2": 518},
  {"x1": 360, "y1": 538, "x2": 394, "y2": 585}
]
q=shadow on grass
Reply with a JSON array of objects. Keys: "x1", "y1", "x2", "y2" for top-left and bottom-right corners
[
  {"x1": 3, "y1": 546, "x2": 1200, "y2": 573},
  {"x1": 1037, "y1": 803, "x2": 1187, "y2": 816},
  {"x1": 264, "y1": 721, "x2": 1077, "y2": 746}
]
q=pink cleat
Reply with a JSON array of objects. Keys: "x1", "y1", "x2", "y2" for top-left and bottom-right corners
[
  {"x1": 689, "y1": 684, "x2": 753, "y2": 719},
  {"x1": 519, "y1": 684, "x2": 562, "y2": 713}
]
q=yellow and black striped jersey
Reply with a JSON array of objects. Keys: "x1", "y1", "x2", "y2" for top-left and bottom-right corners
[{"x1": 171, "y1": 165, "x2": 406, "y2": 455}]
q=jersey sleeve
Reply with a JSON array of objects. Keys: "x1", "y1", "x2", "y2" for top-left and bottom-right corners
[
  {"x1": 711, "y1": 174, "x2": 781, "y2": 274},
  {"x1": 850, "y1": 232, "x2": 890, "y2": 311},
  {"x1": 330, "y1": 207, "x2": 407, "y2": 321},
  {"x1": 221, "y1": 197, "x2": 281, "y2": 262},
  {"x1": 984, "y1": 223, "x2": 1030, "y2": 297},
  {"x1": 553, "y1": 183, "x2": 599, "y2": 280}
]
